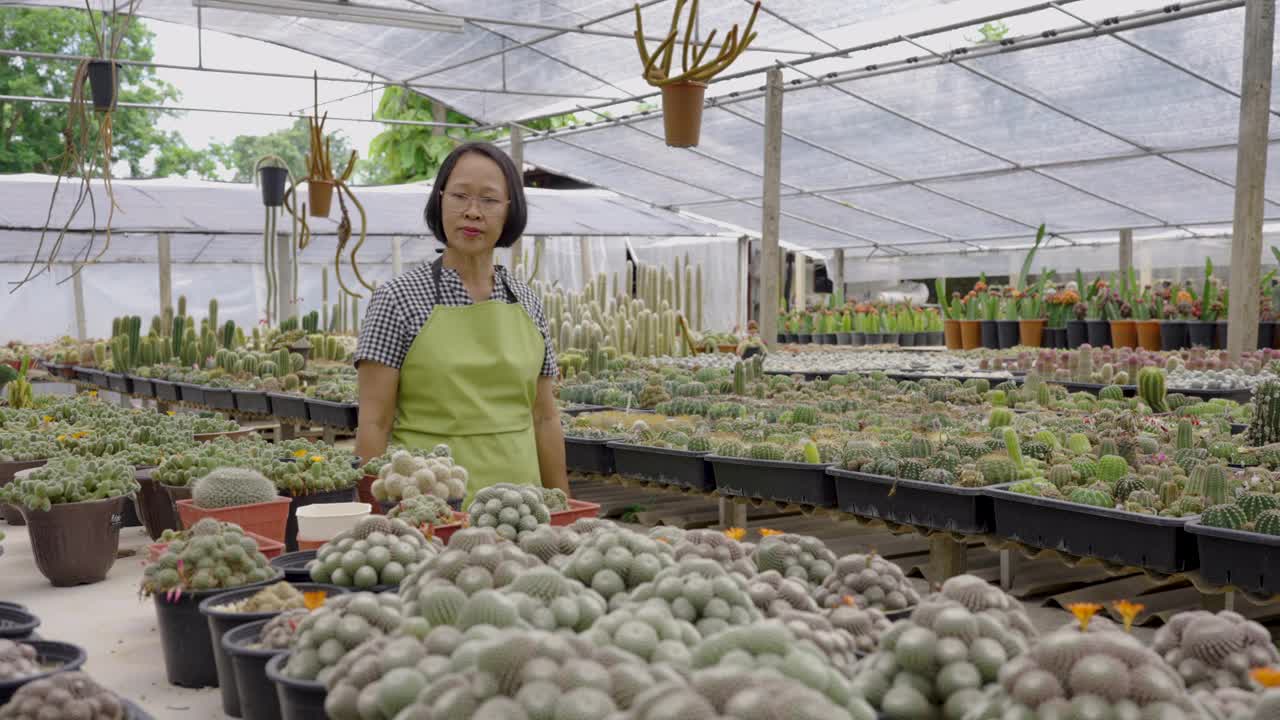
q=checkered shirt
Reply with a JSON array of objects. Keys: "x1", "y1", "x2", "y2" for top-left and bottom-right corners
[{"x1": 353, "y1": 262, "x2": 557, "y2": 377}]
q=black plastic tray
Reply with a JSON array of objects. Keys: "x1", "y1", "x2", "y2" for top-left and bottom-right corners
[
  {"x1": 203, "y1": 388, "x2": 236, "y2": 411},
  {"x1": 175, "y1": 382, "x2": 206, "y2": 406},
  {"x1": 1232, "y1": 423, "x2": 1247, "y2": 435},
  {"x1": 268, "y1": 393, "x2": 310, "y2": 422},
  {"x1": 104, "y1": 372, "x2": 132, "y2": 395},
  {"x1": 152, "y1": 380, "x2": 179, "y2": 402},
  {"x1": 1174, "y1": 387, "x2": 1253, "y2": 404},
  {"x1": 564, "y1": 437, "x2": 619, "y2": 475},
  {"x1": 91, "y1": 369, "x2": 111, "y2": 389},
  {"x1": 708, "y1": 456, "x2": 837, "y2": 508},
  {"x1": 270, "y1": 550, "x2": 317, "y2": 583},
  {"x1": 1186, "y1": 521, "x2": 1280, "y2": 595},
  {"x1": 829, "y1": 468, "x2": 995, "y2": 533},
  {"x1": 305, "y1": 399, "x2": 358, "y2": 429},
  {"x1": 71, "y1": 367, "x2": 96, "y2": 385},
  {"x1": 561, "y1": 405, "x2": 604, "y2": 416},
  {"x1": 607, "y1": 442, "x2": 714, "y2": 492},
  {"x1": 985, "y1": 487, "x2": 1198, "y2": 574},
  {"x1": 233, "y1": 390, "x2": 273, "y2": 415},
  {"x1": 1053, "y1": 381, "x2": 1135, "y2": 397},
  {"x1": 129, "y1": 377, "x2": 156, "y2": 399}
]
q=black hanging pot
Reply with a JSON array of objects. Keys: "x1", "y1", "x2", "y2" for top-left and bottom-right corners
[
  {"x1": 996, "y1": 320, "x2": 1020, "y2": 349},
  {"x1": 1066, "y1": 320, "x2": 1088, "y2": 349},
  {"x1": 1086, "y1": 320, "x2": 1112, "y2": 347},
  {"x1": 86, "y1": 60, "x2": 120, "y2": 112},
  {"x1": 1187, "y1": 322, "x2": 1215, "y2": 348},
  {"x1": 1160, "y1": 320, "x2": 1188, "y2": 351},
  {"x1": 258, "y1": 166, "x2": 289, "y2": 207}
]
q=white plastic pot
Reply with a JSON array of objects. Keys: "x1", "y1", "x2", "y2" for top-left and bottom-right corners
[{"x1": 296, "y1": 502, "x2": 370, "y2": 541}]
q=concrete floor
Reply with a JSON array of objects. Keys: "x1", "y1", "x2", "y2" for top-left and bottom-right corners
[{"x1": 2, "y1": 523, "x2": 223, "y2": 719}]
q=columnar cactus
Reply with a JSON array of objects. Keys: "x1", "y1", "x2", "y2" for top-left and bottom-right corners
[{"x1": 1247, "y1": 380, "x2": 1280, "y2": 447}]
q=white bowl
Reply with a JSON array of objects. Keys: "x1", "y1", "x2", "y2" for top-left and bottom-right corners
[{"x1": 296, "y1": 502, "x2": 371, "y2": 541}]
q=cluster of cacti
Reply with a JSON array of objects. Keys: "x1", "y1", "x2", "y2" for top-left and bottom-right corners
[
  {"x1": 1150, "y1": 610, "x2": 1280, "y2": 691},
  {"x1": 751, "y1": 533, "x2": 837, "y2": 586},
  {"x1": 210, "y1": 581, "x2": 310, "y2": 613},
  {"x1": 0, "y1": 455, "x2": 138, "y2": 512},
  {"x1": 308, "y1": 516, "x2": 439, "y2": 588},
  {"x1": 853, "y1": 596, "x2": 1030, "y2": 720},
  {"x1": 745, "y1": 569, "x2": 820, "y2": 617},
  {"x1": 932, "y1": 574, "x2": 1039, "y2": 643},
  {"x1": 500, "y1": 566, "x2": 609, "y2": 633},
  {"x1": 0, "y1": 671, "x2": 128, "y2": 719},
  {"x1": 467, "y1": 483, "x2": 552, "y2": 540},
  {"x1": 558, "y1": 526, "x2": 675, "y2": 602},
  {"x1": 322, "y1": 629, "x2": 465, "y2": 720},
  {"x1": 584, "y1": 598, "x2": 702, "y2": 666},
  {"x1": 0, "y1": 640, "x2": 38, "y2": 682},
  {"x1": 650, "y1": 527, "x2": 756, "y2": 577},
  {"x1": 256, "y1": 609, "x2": 309, "y2": 650},
  {"x1": 190, "y1": 467, "x2": 278, "y2": 509},
  {"x1": 283, "y1": 592, "x2": 405, "y2": 682},
  {"x1": 371, "y1": 449, "x2": 468, "y2": 504},
  {"x1": 518, "y1": 524, "x2": 583, "y2": 563},
  {"x1": 397, "y1": 528, "x2": 542, "y2": 625},
  {"x1": 542, "y1": 487, "x2": 571, "y2": 512},
  {"x1": 689, "y1": 620, "x2": 857, "y2": 706},
  {"x1": 141, "y1": 518, "x2": 275, "y2": 593},
  {"x1": 621, "y1": 557, "x2": 762, "y2": 636},
  {"x1": 620, "y1": 666, "x2": 877, "y2": 720},
  {"x1": 387, "y1": 493, "x2": 455, "y2": 528},
  {"x1": 824, "y1": 598, "x2": 893, "y2": 654},
  {"x1": 305, "y1": 333, "x2": 347, "y2": 362},
  {"x1": 811, "y1": 552, "x2": 921, "y2": 612}
]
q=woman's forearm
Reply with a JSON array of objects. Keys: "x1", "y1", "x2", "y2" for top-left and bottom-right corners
[
  {"x1": 534, "y1": 416, "x2": 570, "y2": 496},
  {"x1": 354, "y1": 417, "x2": 392, "y2": 466}
]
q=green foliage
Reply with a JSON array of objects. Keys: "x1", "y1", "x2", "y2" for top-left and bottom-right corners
[{"x1": 208, "y1": 117, "x2": 354, "y2": 183}]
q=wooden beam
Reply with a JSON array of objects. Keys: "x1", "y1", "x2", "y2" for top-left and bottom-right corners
[
  {"x1": 509, "y1": 124, "x2": 525, "y2": 269},
  {"x1": 759, "y1": 69, "x2": 784, "y2": 346},
  {"x1": 157, "y1": 232, "x2": 172, "y2": 318},
  {"x1": 1227, "y1": 0, "x2": 1276, "y2": 360},
  {"x1": 1118, "y1": 228, "x2": 1133, "y2": 278}
]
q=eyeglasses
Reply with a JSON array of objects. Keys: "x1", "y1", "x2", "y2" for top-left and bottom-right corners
[{"x1": 442, "y1": 190, "x2": 508, "y2": 215}]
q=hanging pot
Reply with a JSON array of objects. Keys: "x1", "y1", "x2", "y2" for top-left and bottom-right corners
[
  {"x1": 308, "y1": 180, "x2": 335, "y2": 218},
  {"x1": 1111, "y1": 320, "x2": 1139, "y2": 349},
  {"x1": 1133, "y1": 320, "x2": 1161, "y2": 351},
  {"x1": 996, "y1": 320, "x2": 1020, "y2": 349},
  {"x1": 1086, "y1": 320, "x2": 1112, "y2": 347},
  {"x1": 979, "y1": 321, "x2": 999, "y2": 350},
  {"x1": 659, "y1": 80, "x2": 707, "y2": 148},
  {"x1": 1018, "y1": 319, "x2": 1045, "y2": 348},
  {"x1": 86, "y1": 60, "x2": 119, "y2": 112},
  {"x1": 1161, "y1": 320, "x2": 1188, "y2": 351},
  {"x1": 1187, "y1": 321, "x2": 1215, "y2": 348},
  {"x1": 1066, "y1": 320, "x2": 1088, "y2": 349},
  {"x1": 943, "y1": 320, "x2": 962, "y2": 350},
  {"x1": 258, "y1": 166, "x2": 289, "y2": 207},
  {"x1": 959, "y1": 320, "x2": 981, "y2": 350}
]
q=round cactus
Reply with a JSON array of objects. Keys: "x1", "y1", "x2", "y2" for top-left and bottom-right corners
[
  {"x1": 141, "y1": 519, "x2": 274, "y2": 594},
  {"x1": 1068, "y1": 486, "x2": 1114, "y2": 508},
  {"x1": 386, "y1": 493, "x2": 454, "y2": 529},
  {"x1": 323, "y1": 627, "x2": 467, "y2": 720},
  {"x1": 751, "y1": 533, "x2": 837, "y2": 586},
  {"x1": 825, "y1": 599, "x2": 893, "y2": 655},
  {"x1": 468, "y1": 483, "x2": 552, "y2": 541},
  {"x1": 1238, "y1": 493, "x2": 1280, "y2": 522},
  {"x1": 283, "y1": 592, "x2": 404, "y2": 684},
  {"x1": 1151, "y1": 610, "x2": 1279, "y2": 692},
  {"x1": 518, "y1": 524, "x2": 583, "y2": 564},
  {"x1": 930, "y1": 574, "x2": 1039, "y2": 643},
  {"x1": 372, "y1": 450, "x2": 468, "y2": 503},
  {"x1": 1201, "y1": 504, "x2": 1248, "y2": 530},
  {"x1": 398, "y1": 528, "x2": 542, "y2": 628},
  {"x1": 0, "y1": 640, "x2": 39, "y2": 682},
  {"x1": 585, "y1": 599, "x2": 701, "y2": 667},
  {"x1": 1255, "y1": 509, "x2": 1280, "y2": 535},
  {"x1": 746, "y1": 569, "x2": 821, "y2": 617},
  {"x1": 0, "y1": 671, "x2": 127, "y2": 719},
  {"x1": 812, "y1": 552, "x2": 920, "y2": 612},
  {"x1": 621, "y1": 557, "x2": 762, "y2": 637},
  {"x1": 620, "y1": 667, "x2": 877, "y2": 720},
  {"x1": 690, "y1": 621, "x2": 854, "y2": 706},
  {"x1": 559, "y1": 526, "x2": 675, "y2": 602},
  {"x1": 308, "y1": 516, "x2": 440, "y2": 589},
  {"x1": 191, "y1": 467, "x2": 277, "y2": 509},
  {"x1": 501, "y1": 566, "x2": 608, "y2": 633},
  {"x1": 655, "y1": 528, "x2": 756, "y2": 577}
]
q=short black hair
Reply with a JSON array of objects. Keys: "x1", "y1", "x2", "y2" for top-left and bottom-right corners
[{"x1": 424, "y1": 142, "x2": 527, "y2": 249}]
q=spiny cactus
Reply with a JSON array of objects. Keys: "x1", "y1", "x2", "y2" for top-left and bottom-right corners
[
  {"x1": 283, "y1": 592, "x2": 404, "y2": 684},
  {"x1": 812, "y1": 552, "x2": 920, "y2": 612},
  {"x1": 190, "y1": 467, "x2": 277, "y2": 509},
  {"x1": 0, "y1": 671, "x2": 127, "y2": 719},
  {"x1": 468, "y1": 483, "x2": 551, "y2": 541},
  {"x1": 931, "y1": 574, "x2": 1039, "y2": 643},
  {"x1": 141, "y1": 519, "x2": 274, "y2": 593},
  {"x1": 989, "y1": 408, "x2": 1013, "y2": 429},
  {"x1": 308, "y1": 516, "x2": 439, "y2": 589},
  {"x1": 623, "y1": 557, "x2": 761, "y2": 637},
  {"x1": 1176, "y1": 419, "x2": 1195, "y2": 450},
  {"x1": 751, "y1": 533, "x2": 836, "y2": 586},
  {"x1": 1151, "y1": 610, "x2": 1280, "y2": 693},
  {"x1": 1201, "y1": 504, "x2": 1247, "y2": 530},
  {"x1": 1068, "y1": 486, "x2": 1113, "y2": 508},
  {"x1": 1248, "y1": 380, "x2": 1280, "y2": 447},
  {"x1": 1187, "y1": 462, "x2": 1229, "y2": 506},
  {"x1": 976, "y1": 455, "x2": 1018, "y2": 485}
]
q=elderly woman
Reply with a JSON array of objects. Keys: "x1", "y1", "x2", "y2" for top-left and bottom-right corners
[{"x1": 353, "y1": 142, "x2": 569, "y2": 503}]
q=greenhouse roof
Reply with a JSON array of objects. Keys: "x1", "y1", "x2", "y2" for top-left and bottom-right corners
[
  {"x1": 3, "y1": 0, "x2": 1276, "y2": 259},
  {"x1": 0, "y1": 174, "x2": 733, "y2": 265}
]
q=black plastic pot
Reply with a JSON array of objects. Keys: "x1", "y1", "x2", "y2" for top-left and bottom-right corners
[
  {"x1": 202, "y1": 582, "x2": 347, "y2": 717},
  {"x1": 234, "y1": 390, "x2": 273, "y2": 415},
  {"x1": 830, "y1": 469, "x2": 995, "y2": 533},
  {"x1": 266, "y1": 653, "x2": 326, "y2": 720},
  {"x1": 850, "y1": 333, "x2": 865, "y2": 346},
  {"x1": 153, "y1": 573, "x2": 281, "y2": 688},
  {"x1": 994, "y1": 320, "x2": 1018, "y2": 349},
  {"x1": 304, "y1": 399, "x2": 357, "y2": 429},
  {"x1": 152, "y1": 380, "x2": 180, "y2": 402},
  {"x1": 1260, "y1": 322, "x2": 1276, "y2": 350},
  {"x1": 267, "y1": 393, "x2": 310, "y2": 422},
  {"x1": 927, "y1": 331, "x2": 945, "y2": 346},
  {"x1": 1215, "y1": 320, "x2": 1228, "y2": 350},
  {"x1": 1187, "y1": 322, "x2": 1215, "y2": 348},
  {"x1": 223, "y1": 620, "x2": 285, "y2": 720},
  {"x1": 91, "y1": 369, "x2": 110, "y2": 389},
  {"x1": 797, "y1": 333, "x2": 812, "y2": 344},
  {"x1": 1085, "y1": 320, "x2": 1111, "y2": 347},
  {"x1": 986, "y1": 487, "x2": 1197, "y2": 574},
  {"x1": 0, "y1": 641, "x2": 88, "y2": 705},
  {"x1": 1048, "y1": 327, "x2": 1067, "y2": 348},
  {"x1": 129, "y1": 376, "x2": 156, "y2": 398},
  {"x1": 564, "y1": 436, "x2": 619, "y2": 475},
  {"x1": 1186, "y1": 521, "x2": 1280, "y2": 596},
  {"x1": 1066, "y1": 320, "x2": 1088, "y2": 348},
  {"x1": 175, "y1": 383, "x2": 206, "y2": 406},
  {"x1": 259, "y1": 166, "x2": 289, "y2": 208},
  {"x1": 270, "y1": 550, "x2": 317, "y2": 583},
  {"x1": 104, "y1": 372, "x2": 132, "y2": 395},
  {"x1": 282, "y1": 487, "x2": 356, "y2": 552},
  {"x1": 899, "y1": 332, "x2": 917, "y2": 347},
  {"x1": 86, "y1": 60, "x2": 119, "y2": 112},
  {"x1": 776, "y1": 334, "x2": 786, "y2": 344},
  {"x1": 607, "y1": 442, "x2": 713, "y2": 492},
  {"x1": 836, "y1": 332, "x2": 852, "y2": 345},
  {"x1": 882, "y1": 333, "x2": 900, "y2": 346},
  {"x1": 204, "y1": 388, "x2": 237, "y2": 411},
  {"x1": 708, "y1": 456, "x2": 836, "y2": 508},
  {"x1": 824, "y1": 333, "x2": 840, "y2": 345},
  {"x1": 782, "y1": 334, "x2": 796, "y2": 344},
  {"x1": 980, "y1": 321, "x2": 999, "y2": 349},
  {"x1": 0, "y1": 605, "x2": 39, "y2": 640},
  {"x1": 1160, "y1": 321, "x2": 1187, "y2": 351}
]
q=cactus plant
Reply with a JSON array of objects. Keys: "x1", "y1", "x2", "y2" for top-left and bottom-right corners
[
  {"x1": 308, "y1": 516, "x2": 439, "y2": 589},
  {"x1": 141, "y1": 518, "x2": 274, "y2": 594},
  {"x1": 467, "y1": 483, "x2": 551, "y2": 541},
  {"x1": 191, "y1": 467, "x2": 278, "y2": 509},
  {"x1": 1138, "y1": 366, "x2": 1168, "y2": 413},
  {"x1": 1247, "y1": 380, "x2": 1280, "y2": 447},
  {"x1": 812, "y1": 552, "x2": 920, "y2": 612},
  {"x1": 0, "y1": 671, "x2": 129, "y2": 718},
  {"x1": 1151, "y1": 610, "x2": 1280, "y2": 692},
  {"x1": 1200, "y1": 504, "x2": 1247, "y2": 530},
  {"x1": 282, "y1": 592, "x2": 404, "y2": 683}
]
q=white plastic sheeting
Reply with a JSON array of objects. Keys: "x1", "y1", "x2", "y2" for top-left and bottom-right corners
[{"x1": 629, "y1": 236, "x2": 742, "y2": 334}]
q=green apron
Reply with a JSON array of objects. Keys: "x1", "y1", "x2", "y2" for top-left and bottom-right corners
[{"x1": 391, "y1": 258, "x2": 544, "y2": 505}]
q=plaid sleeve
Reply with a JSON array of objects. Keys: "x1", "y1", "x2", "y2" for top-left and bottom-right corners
[
  {"x1": 353, "y1": 282, "x2": 413, "y2": 370},
  {"x1": 529, "y1": 293, "x2": 559, "y2": 378}
]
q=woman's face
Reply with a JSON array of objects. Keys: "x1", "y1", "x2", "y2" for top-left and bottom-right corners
[{"x1": 441, "y1": 152, "x2": 509, "y2": 257}]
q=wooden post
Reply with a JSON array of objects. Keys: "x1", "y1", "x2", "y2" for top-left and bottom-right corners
[
  {"x1": 72, "y1": 263, "x2": 87, "y2": 342},
  {"x1": 1227, "y1": 0, "x2": 1276, "y2": 360},
  {"x1": 509, "y1": 124, "x2": 524, "y2": 270},
  {"x1": 737, "y1": 236, "x2": 750, "y2": 332},
  {"x1": 928, "y1": 535, "x2": 967, "y2": 584},
  {"x1": 759, "y1": 68, "x2": 784, "y2": 346},
  {"x1": 392, "y1": 236, "x2": 403, "y2": 277},
  {"x1": 157, "y1": 233, "x2": 172, "y2": 318},
  {"x1": 834, "y1": 248, "x2": 846, "y2": 300},
  {"x1": 1118, "y1": 229, "x2": 1133, "y2": 278},
  {"x1": 718, "y1": 497, "x2": 747, "y2": 529},
  {"x1": 793, "y1": 253, "x2": 806, "y2": 310},
  {"x1": 431, "y1": 99, "x2": 446, "y2": 136}
]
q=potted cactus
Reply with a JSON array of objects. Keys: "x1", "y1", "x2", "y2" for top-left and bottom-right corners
[
  {"x1": 0, "y1": 456, "x2": 139, "y2": 586},
  {"x1": 1191, "y1": 260, "x2": 1220, "y2": 348},
  {"x1": 937, "y1": 278, "x2": 963, "y2": 350},
  {"x1": 175, "y1": 468, "x2": 292, "y2": 543},
  {"x1": 994, "y1": 287, "x2": 1018, "y2": 349}
]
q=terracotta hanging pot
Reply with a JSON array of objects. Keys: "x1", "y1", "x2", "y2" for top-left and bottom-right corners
[
  {"x1": 1110, "y1": 320, "x2": 1138, "y2": 348},
  {"x1": 660, "y1": 81, "x2": 707, "y2": 148},
  {"x1": 308, "y1": 180, "x2": 335, "y2": 218}
]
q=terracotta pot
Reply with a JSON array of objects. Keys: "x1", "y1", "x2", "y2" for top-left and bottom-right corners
[
  {"x1": 943, "y1": 320, "x2": 962, "y2": 350},
  {"x1": 1134, "y1": 320, "x2": 1161, "y2": 351},
  {"x1": 959, "y1": 320, "x2": 981, "y2": 350},
  {"x1": 176, "y1": 496, "x2": 292, "y2": 543},
  {"x1": 308, "y1": 180, "x2": 334, "y2": 218},
  {"x1": 23, "y1": 496, "x2": 125, "y2": 586},
  {"x1": 1110, "y1": 319, "x2": 1139, "y2": 348},
  {"x1": 660, "y1": 80, "x2": 707, "y2": 147},
  {"x1": 1017, "y1": 319, "x2": 1045, "y2": 347}
]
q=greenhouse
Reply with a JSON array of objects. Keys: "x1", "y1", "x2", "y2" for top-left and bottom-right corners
[{"x1": 4, "y1": 0, "x2": 1280, "y2": 719}]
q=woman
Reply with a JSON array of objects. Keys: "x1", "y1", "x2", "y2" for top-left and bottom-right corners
[{"x1": 353, "y1": 142, "x2": 569, "y2": 503}]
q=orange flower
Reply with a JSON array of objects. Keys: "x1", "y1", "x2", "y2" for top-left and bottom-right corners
[
  {"x1": 723, "y1": 527, "x2": 746, "y2": 542},
  {"x1": 1112, "y1": 600, "x2": 1145, "y2": 633},
  {"x1": 302, "y1": 591, "x2": 328, "y2": 611},
  {"x1": 974, "y1": 281, "x2": 988, "y2": 292},
  {"x1": 758, "y1": 528, "x2": 785, "y2": 537},
  {"x1": 1252, "y1": 668, "x2": 1280, "y2": 688},
  {"x1": 1176, "y1": 290, "x2": 1194, "y2": 305},
  {"x1": 841, "y1": 595, "x2": 858, "y2": 607},
  {"x1": 1067, "y1": 602, "x2": 1103, "y2": 632},
  {"x1": 41, "y1": 415, "x2": 52, "y2": 423}
]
